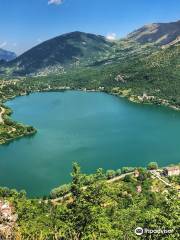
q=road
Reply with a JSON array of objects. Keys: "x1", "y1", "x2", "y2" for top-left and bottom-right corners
[
  {"x1": 149, "y1": 170, "x2": 171, "y2": 187},
  {"x1": 50, "y1": 172, "x2": 134, "y2": 204},
  {"x1": 0, "y1": 107, "x2": 5, "y2": 123}
]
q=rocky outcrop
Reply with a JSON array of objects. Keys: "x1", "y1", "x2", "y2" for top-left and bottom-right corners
[{"x1": 127, "y1": 20, "x2": 180, "y2": 46}]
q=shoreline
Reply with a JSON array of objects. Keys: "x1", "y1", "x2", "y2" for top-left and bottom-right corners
[{"x1": 0, "y1": 103, "x2": 36, "y2": 145}]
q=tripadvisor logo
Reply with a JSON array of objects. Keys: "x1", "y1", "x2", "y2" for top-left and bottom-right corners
[
  {"x1": 135, "y1": 227, "x2": 174, "y2": 236},
  {"x1": 135, "y1": 227, "x2": 144, "y2": 236}
]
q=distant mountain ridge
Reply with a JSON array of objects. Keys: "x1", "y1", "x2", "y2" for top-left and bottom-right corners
[
  {"x1": 127, "y1": 20, "x2": 180, "y2": 46},
  {"x1": 8, "y1": 31, "x2": 114, "y2": 75},
  {"x1": 1, "y1": 20, "x2": 179, "y2": 76},
  {"x1": 0, "y1": 48, "x2": 16, "y2": 61}
]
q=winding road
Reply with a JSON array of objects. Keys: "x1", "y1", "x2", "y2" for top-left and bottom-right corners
[{"x1": 50, "y1": 172, "x2": 134, "y2": 204}]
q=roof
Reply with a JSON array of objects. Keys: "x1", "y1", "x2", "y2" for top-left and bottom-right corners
[{"x1": 165, "y1": 166, "x2": 180, "y2": 171}]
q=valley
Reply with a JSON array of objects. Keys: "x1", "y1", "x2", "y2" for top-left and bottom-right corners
[{"x1": 0, "y1": 18, "x2": 180, "y2": 239}]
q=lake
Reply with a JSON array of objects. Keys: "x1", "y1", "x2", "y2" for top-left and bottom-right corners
[{"x1": 0, "y1": 91, "x2": 180, "y2": 197}]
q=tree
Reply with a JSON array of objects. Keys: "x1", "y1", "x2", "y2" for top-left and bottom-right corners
[
  {"x1": 50, "y1": 184, "x2": 70, "y2": 199},
  {"x1": 147, "y1": 162, "x2": 158, "y2": 170},
  {"x1": 70, "y1": 162, "x2": 83, "y2": 199},
  {"x1": 123, "y1": 175, "x2": 133, "y2": 183},
  {"x1": 137, "y1": 168, "x2": 149, "y2": 182},
  {"x1": 116, "y1": 169, "x2": 122, "y2": 176},
  {"x1": 94, "y1": 168, "x2": 106, "y2": 181},
  {"x1": 106, "y1": 170, "x2": 116, "y2": 179},
  {"x1": 122, "y1": 167, "x2": 134, "y2": 174}
]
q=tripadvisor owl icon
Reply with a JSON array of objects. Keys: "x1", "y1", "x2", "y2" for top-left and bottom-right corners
[{"x1": 135, "y1": 227, "x2": 144, "y2": 236}]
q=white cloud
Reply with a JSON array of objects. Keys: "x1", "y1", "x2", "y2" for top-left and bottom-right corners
[
  {"x1": 0, "y1": 41, "x2": 7, "y2": 48},
  {"x1": 106, "y1": 33, "x2": 117, "y2": 41},
  {"x1": 48, "y1": 0, "x2": 64, "y2": 5}
]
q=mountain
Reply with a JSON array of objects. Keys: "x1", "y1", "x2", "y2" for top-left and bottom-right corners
[
  {"x1": 127, "y1": 20, "x2": 180, "y2": 46},
  {"x1": 8, "y1": 31, "x2": 114, "y2": 75},
  {"x1": 0, "y1": 48, "x2": 16, "y2": 61},
  {"x1": 2, "y1": 20, "x2": 180, "y2": 78}
]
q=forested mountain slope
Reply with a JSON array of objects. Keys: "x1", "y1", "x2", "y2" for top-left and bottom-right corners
[{"x1": 6, "y1": 32, "x2": 115, "y2": 75}]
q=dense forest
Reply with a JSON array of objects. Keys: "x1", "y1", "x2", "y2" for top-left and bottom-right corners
[{"x1": 0, "y1": 163, "x2": 179, "y2": 239}]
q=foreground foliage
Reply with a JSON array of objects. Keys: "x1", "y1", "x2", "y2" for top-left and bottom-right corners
[{"x1": 0, "y1": 164, "x2": 179, "y2": 239}]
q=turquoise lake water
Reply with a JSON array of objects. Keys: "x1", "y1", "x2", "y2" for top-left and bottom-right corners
[{"x1": 0, "y1": 91, "x2": 180, "y2": 196}]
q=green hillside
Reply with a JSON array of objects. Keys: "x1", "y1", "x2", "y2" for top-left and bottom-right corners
[
  {"x1": 22, "y1": 41, "x2": 179, "y2": 107},
  {"x1": 5, "y1": 32, "x2": 115, "y2": 75}
]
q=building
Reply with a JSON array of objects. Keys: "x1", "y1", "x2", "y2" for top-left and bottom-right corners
[
  {"x1": 0, "y1": 200, "x2": 17, "y2": 240},
  {"x1": 0, "y1": 200, "x2": 13, "y2": 219},
  {"x1": 0, "y1": 200, "x2": 3, "y2": 209},
  {"x1": 163, "y1": 166, "x2": 180, "y2": 177},
  {"x1": 134, "y1": 169, "x2": 140, "y2": 178},
  {"x1": 136, "y1": 185, "x2": 142, "y2": 193}
]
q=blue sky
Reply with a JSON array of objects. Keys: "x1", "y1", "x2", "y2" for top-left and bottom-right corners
[{"x1": 0, "y1": 0, "x2": 179, "y2": 55}]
